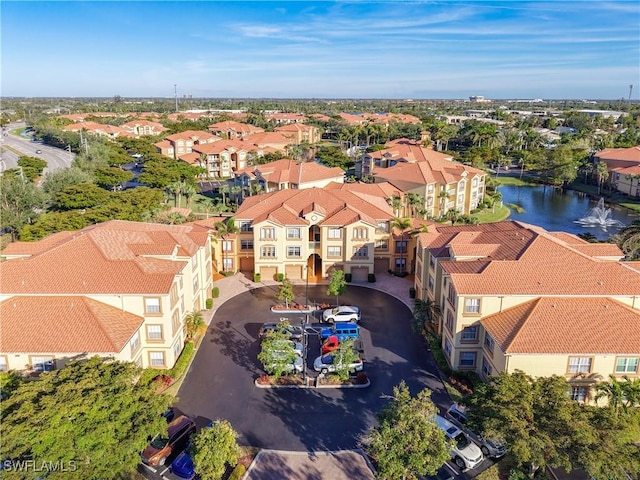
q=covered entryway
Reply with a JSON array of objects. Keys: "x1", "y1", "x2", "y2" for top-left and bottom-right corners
[
  {"x1": 307, "y1": 254, "x2": 323, "y2": 283},
  {"x1": 260, "y1": 266, "x2": 277, "y2": 281},
  {"x1": 240, "y1": 257, "x2": 253, "y2": 273},
  {"x1": 285, "y1": 265, "x2": 302, "y2": 280},
  {"x1": 374, "y1": 257, "x2": 389, "y2": 273},
  {"x1": 350, "y1": 266, "x2": 369, "y2": 282}
]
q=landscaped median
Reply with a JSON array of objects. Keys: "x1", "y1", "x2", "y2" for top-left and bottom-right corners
[{"x1": 254, "y1": 372, "x2": 370, "y2": 389}]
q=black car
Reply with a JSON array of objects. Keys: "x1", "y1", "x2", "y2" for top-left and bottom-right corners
[
  {"x1": 424, "y1": 466, "x2": 455, "y2": 480},
  {"x1": 259, "y1": 322, "x2": 304, "y2": 341}
]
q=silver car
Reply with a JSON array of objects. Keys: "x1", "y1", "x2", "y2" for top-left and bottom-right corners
[{"x1": 445, "y1": 404, "x2": 506, "y2": 458}]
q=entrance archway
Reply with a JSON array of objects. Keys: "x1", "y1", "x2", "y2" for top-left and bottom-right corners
[{"x1": 306, "y1": 254, "x2": 322, "y2": 283}]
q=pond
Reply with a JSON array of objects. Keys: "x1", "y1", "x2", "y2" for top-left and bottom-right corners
[{"x1": 497, "y1": 185, "x2": 638, "y2": 241}]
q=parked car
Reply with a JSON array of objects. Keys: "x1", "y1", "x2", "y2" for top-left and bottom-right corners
[
  {"x1": 322, "y1": 305, "x2": 361, "y2": 323},
  {"x1": 35, "y1": 149, "x2": 42, "y2": 154},
  {"x1": 161, "y1": 406, "x2": 175, "y2": 423},
  {"x1": 313, "y1": 353, "x2": 363, "y2": 374},
  {"x1": 321, "y1": 335, "x2": 339, "y2": 354},
  {"x1": 319, "y1": 322, "x2": 359, "y2": 342},
  {"x1": 141, "y1": 415, "x2": 196, "y2": 467},
  {"x1": 424, "y1": 465, "x2": 455, "y2": 480},
  {"x1": 433, "y1": 414, "x2": 484, "y2": 471},
  {"x1": 259, "y1": 322, "x2": 304, "y2": 341},
  {"x1": 263, "y1": 352, "x2": 304, "y2": 374},
  {"x1": 445, "y1": 404, "x2": 506, "y2": 458},
  {"x1": 271, "y1": 340, "x2": 304, "y2": 356},
  {"x1": 170, "y1": 450, "x2": 195, "y2": 479}
]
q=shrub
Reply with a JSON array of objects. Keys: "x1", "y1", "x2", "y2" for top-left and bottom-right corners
[
  {"x1": 356, "y1": 372, "x2": 369, "y2": 384},
  {"x1": 228, "y1": 464, "x2": 247, "y2": 480},
  {"x1": 212, "y1": 287, "x2": 219, "y2": 298},
  {"x1": 276, "y1": 273, "x2": 285, "y2": 282},
  {"x1": 368, "y1": 273, "x2": 376, "y2": 283},
  {"x1": 205, "y1": 298, "x2": 213, "y2": 309},
  {"x1": 409, "y1": 287, "x2": 416, "y2": 298},
  {"x1": 345, "y1": 273, "x2": 352, "y2": 282},
  {"x1": 253, "y1": 272, "x2": 261, "y2": 282},
  {"x1": 168, "y1": 342, "x2": 195, "y2": 379}
]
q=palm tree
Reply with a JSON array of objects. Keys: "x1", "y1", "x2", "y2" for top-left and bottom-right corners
[
  {"x1": 392, "y1": 217, "x2": 412, "y2": 274},
  {"x1": 168, "y1": 181, "x2": 185, "y2": 207},
  {"x1": 616, "y1": 220, "x2": 640, "y2": 260},
  {"x1": 621, "y1": 376, "x2": 640, "y2": 408},
  {"x1": 197, "y1": 197, "x2": 215, "y2": 218},
  {"x1": 412, "y1": 298, "x2": 442, "y2": 334},
  {"x1": 595, "y1": 375, "x2": 626, "y2": 415},
  {"x1": 219, "y1": 184, "x2": 230, "y2": 206},
  {"x1": 389, "y1": 195, "x2": 402, "y2": 217},
  {"x1": 214, "y1": 217, "x2": 239, "y2": 273},
  {"x1": 184, "y1": 310, "x2": 205, "y2": 342},
  {"x1": 230, "y1": 185, "x2": 242, "y2": 207},
  {"x1": 595, "y1": 161, "x2": 609, "y2": 195},
  {"x1": 182, "y1": 183, "x2": 198, "y2": 209},
  {"x1": 625, "y1": 173, "x2": 640, "y2": 196},
  {"x1": 446, "y1": 208, "x2": 459, "y2": 225}
]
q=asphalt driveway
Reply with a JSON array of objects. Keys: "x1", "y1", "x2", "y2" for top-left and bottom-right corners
[{"x1": 176, "y1": 284, "x2": 451, "y2": 452}]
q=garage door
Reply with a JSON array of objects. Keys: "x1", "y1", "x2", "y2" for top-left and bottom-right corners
[
  {"x1": 240, "y1": 257, "x2": 253, "y2": 272},
  {"x1": 350, "y1": 266, "x2": 369, "y2": 282},
  {"x1": 260, "y1": 266, "x2": 277, "y2": 281},
  {"x1": 285, "y1": 265, "x2": 302, "y2": 280},
  {"x1": 374, "y1": 257, "x2": 389, "y2": 273}
]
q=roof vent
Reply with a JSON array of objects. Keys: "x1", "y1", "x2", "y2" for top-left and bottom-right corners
[{"x1": 598, "y1": 281, "x2": 604, "y2": 286}]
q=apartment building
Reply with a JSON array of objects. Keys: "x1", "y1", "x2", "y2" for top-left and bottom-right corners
[
  {"x1": 0, "y1": 221, "x2": 214, "y2": 373},
  {"x1": 594, "y1": 146, "x2": 640, "y2": 198},
  {"x1": 208, "y1": 121, "x2": 265, "y2": 140},
  {"x1": 121, "y1": 120, "x2": 168, "y2": 137},
  {"x1": 154, "y1": 130, "x2": 221, "y2": 159},
  {"x1": 62, "y1": 121, "x2": 134, "y2": 139},
  {"x1": 274, "y1": 123, "x2": 321, "y2": 144},
  {"x1": 264, "y1": 112, "x2": 308, "y2": 124},
  {"x1": 414, "y1": 221, "x2": 640, "y2": 404},
  {"x1": 366, "y1": 139, "x2": 486, "y2": 217},
  {"x1": 231, "y1": 187, "x2": 396, "y2": 281}
]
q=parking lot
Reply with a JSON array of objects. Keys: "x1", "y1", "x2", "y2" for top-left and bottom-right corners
[{"x1": 170, "y1": 284, "x2": 497, "y2": 478}]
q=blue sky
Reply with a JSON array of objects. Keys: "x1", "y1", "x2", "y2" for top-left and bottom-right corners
[{"x1": 2, "y1": 1, "x2": 639, "y2": 99}]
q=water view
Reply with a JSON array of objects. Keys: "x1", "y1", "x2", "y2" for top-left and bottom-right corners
[{"x1": 497, "y1": 185, "x2": 638, "y2": 241}]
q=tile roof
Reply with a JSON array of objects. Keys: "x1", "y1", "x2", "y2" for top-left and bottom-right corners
[
  {"x1": 242, "y1": 131, "x2": 296, "y2": 147},
  {"x1": 208, "y1": 121, "x2": 264, "y2": 135},
  {"x1": 234, "y1": 187, "x2": 394, "y2": 227},
  {"x1": 324, "y1": 181, "x2": 402, "y2": 199},
  {"x1": 0, "y1": 296, "x2": 143, "y2": 353},
  {"x1": 165, "y1": 130, "x2": 220, "y2": 142},
  {"x1": 482, "y1": 297, "x2": 640, "y2": 354},
  {"x1": 235, "y1": 159, "x2": 344, "y2": 184},
  {"x1": 424, "y1": 222, "x2": 637, "y2": 296},
  {"x1": 595, "y1": 146, "x2": 640, "y2": 162},
  {"x1": 0, "y1": 221, "x2": 208, "y2": 295}
]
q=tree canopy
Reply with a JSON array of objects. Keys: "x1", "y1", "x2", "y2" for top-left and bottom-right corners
[{"x1": 0, "y1": 357, "x2": 172, "y2": 480}]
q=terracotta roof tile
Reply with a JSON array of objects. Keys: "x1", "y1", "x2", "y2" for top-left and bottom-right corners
[
  {"x1": 0, "y1": 296, "x2": 143, "y2": 353},
  {"x1": 482, "y1": 297, "x2": 640, "y2": 354}
]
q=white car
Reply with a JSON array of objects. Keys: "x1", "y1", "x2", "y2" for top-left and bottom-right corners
[
  {"x1": 313, "y1": 353, "x2": 363, "y2": 374},
  {"x1": 434, "y1": 414, "x2": 484, "y2": 471},
  {"x1": 322, "y1": 306, "x2": 361, "y2": 323},
  {"x1": 264, "y1": 352, "x2": 303, "y2": 374},
  {"x1": 271, "y1": 340, "x2": 304, "y2": 357}
]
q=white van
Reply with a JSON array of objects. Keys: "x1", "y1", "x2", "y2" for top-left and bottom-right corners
[{"x1": 434, "y1": 414, "x2": 484, "y2": 471}]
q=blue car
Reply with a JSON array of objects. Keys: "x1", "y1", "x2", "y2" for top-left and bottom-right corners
[{"x1": 170, "y1": 451, "x2": 195, "y2": 480}]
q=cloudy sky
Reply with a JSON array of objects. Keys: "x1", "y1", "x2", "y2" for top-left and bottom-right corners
[{"x1": 2, "y1": 1, "x2": 639, "y2": 99}]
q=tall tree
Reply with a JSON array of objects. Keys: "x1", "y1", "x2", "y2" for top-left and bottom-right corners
[
  {"x1": 214, "y1": 218, "x2": 239, "y2": 273},
  {"x1": 392, "y1": 217, "x2": 412, "y2": 273},
  {"x1": 327, "y1": 269, "x2": 347, "y2": 306},
  {"x1": 276, "y1": 276, "x2": 295, "y2": 309},
  {"x1": 0, "y1": 174, "x2": 48, "y2": 241},
  {"x1": 0, "y1": 357, "x2": 171, "y2": 480},
  {"x1": 364, "y1": 381, "x2": 450, "y2": 479}
]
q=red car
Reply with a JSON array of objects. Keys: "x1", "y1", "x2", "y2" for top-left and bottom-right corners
[{"x1": 322, "y1": 335, "x2": 339, "y2": 354}]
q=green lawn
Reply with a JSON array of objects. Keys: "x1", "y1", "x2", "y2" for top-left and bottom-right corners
[
  {"x1": 494, "y1": 175, "x2": 538, "y2": 187},
  {"x1": 472, "y1": 204, "x2": 511, "y2": 224}
]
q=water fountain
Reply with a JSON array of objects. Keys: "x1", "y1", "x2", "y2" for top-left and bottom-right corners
[{"x1": 574, "y1": 198, "x2": 626, "y2": 229}]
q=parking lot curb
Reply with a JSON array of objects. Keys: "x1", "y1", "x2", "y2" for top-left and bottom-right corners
[{"x1": 254, "y1": 378, "x2": 371, "y2": 389}]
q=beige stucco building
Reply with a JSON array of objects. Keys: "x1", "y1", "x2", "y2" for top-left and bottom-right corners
[
  {"x1": 414, "y1": 221, "x2": 640, "y2": 403},
  {"x1": 0, "y1": 221, "x2": 214, "y2": 373}
]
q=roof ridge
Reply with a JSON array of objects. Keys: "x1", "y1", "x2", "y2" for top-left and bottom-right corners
[{"x1": 503, "y1": 297, "x2": 542, "y2": 352}]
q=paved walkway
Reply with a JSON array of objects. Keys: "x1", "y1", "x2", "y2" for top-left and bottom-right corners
[{"x1": 206, "y1": 272, "x2": 415, "y2": 325}]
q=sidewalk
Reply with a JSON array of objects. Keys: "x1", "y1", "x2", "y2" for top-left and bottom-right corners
[{"x1": 205, "y1": 272, "x2": 415, "y2": 325}]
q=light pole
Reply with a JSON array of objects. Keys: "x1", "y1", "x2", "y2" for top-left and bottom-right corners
[{"x1": 303, "y1": 263, "x2": 310, "y2": 386}]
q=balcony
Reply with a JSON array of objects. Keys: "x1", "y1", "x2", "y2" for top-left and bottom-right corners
[{"x1": 308, "y1": 241, "x2": 321, "y2": 252}]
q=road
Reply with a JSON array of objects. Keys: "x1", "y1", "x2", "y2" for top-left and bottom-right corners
[{"x1": 0, "y1": 123, "x2": 75, "y2": 174}]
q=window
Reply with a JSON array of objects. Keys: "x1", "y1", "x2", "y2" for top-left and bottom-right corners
[
  {"x1": 149, "y1": 352, "x2": 165, "y2": 367},
  {"x1": 472, "y1": 178, "x2": 478, "y2": 187},
  {"x1": 287, "y1": 228, "x2": 301, "y2": 239},
  {"x1": 376, "y1": 221, "x2": 389, "y2": 232},
  {"x1": 261, "y1": 246, "x2": 276, "y2": 258},
  {"x1": 461, "y1": 326, "x2": 479, "y2": 342},
  {"x1": 193, "y1": 276, "x2": 199, "y2": 292},
  {"x1": 241, "y1": 239, "x2": 254, "y2": 250},
  {"x1": 261, "y1": 227, "x2": 276, "y2": 240},
  {"x1": 571, "y1": 386, "x2": 587, "y2": 403},
  {"x1": 615, "y1": 357, "x2": 639, "y2": 374},
  {"x1": 192, "y1": 255, "x2": 197, "y2": 268},
  {"x1": 429, "y1": 256, "x2": 435, "y2": 269},
  {"x1": 482, "y1": 357, "x2": 492, "y2": 376},
  {"x1": 222, "y1": 240, "x2": 233, "y2": 252},
  {"x1": 444, "y1": 338, "x2": 452, "y2": 358},
  {"x1": 464, "y1": 298, "x2": 481, "y2": 314},
  {"x1": 447, "y1": 284, "x2": 456, "y2": 305},
  {"x1": 457, "y1": 194, "x2": 464, "y2": 204},
  {"x1": 459, "y1": 352, "x2": 476, "y2": 368},
  {"x1": 147, "y1": 325, "x2": 163, "y2": 341},
  {"x1": 445, "y1": 310, "x2": 454, "y2": 332},
  {"x1": 353, "y1": 246, "x2": 368, "y2": 258},
  {"x1": 395, "y1": 258, "x2": 406, "y2": 270},
  {"x1": 458, "y1": 181, "x2": 465, "y2": 192},
  {"x1": 170, "y1": 284, "x2": 178, "y2": 306},
  {"x1": 353, "y1": 228, "x2": 368, "y2": 239},
  {"x1": 144, "y1": 297, "x2": 161, "y2": 314},
  {"x1": 171, "y1": 311, "x2": 181, "y2": 335},
  {"x1": 173, "y1": 340, "x2": 183, "y2": 359},
  {"x1": 328, "y1": 228, "x2": 341, "y2": 239},
  {"x1": 0, "y1": 356, "x2": 7, "y2": 372},
  {"x1": 428, "y1": 276, "x2": 434, "y2": 291},
  {"x1": 328, "y1": 246, "x2": 341, "y2": 257},
  {"x1": 130, "y1": 331, "x2": 141, "y2": 354},
  {"x1": 375, "y1": 240, "x2": 388, "y2": 250},
  {"x1": 32, "y1": 356, "x2": 54, "y2": 373},
  {"x1": 287, "y1": 246, "x2": 301, "y2": 257},
  {"x1": 427, "y1": 184, "x2": 434, "y2": 193},
  {"x1": 568, "y1": 357, "x2": 592, "y2": 374},
  {"x1": 484, "y1": 332, "x2": 495, "y2": 352},
  {"x1": 395, "y1": 240, "x2": 407, "y2": 254},
  {"x1": 240, "y1": 222, "x2": 252, "y2": 232},
  {"x1": 223, "y1": 258, "x2": 233, "y2": 270}
]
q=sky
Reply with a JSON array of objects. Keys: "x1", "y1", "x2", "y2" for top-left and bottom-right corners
[{"x1": 1, "y1": 1, "x2": 639, "y2": 100}]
